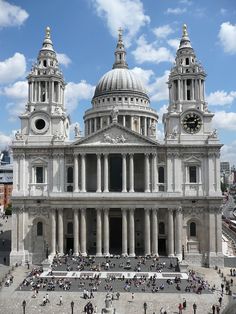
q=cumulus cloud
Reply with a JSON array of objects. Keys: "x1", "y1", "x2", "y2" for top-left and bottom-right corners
[
  {"x1": 0, "y1": 132, "x2": 12, "y2": 149},
  {"x1": 132, "y1": 35, "x2": 174, "y2": 64},
  {"x1": 167, "y1": 39, "x2": 180, "y2": 50},
  {"x1": 153, "y1": 25, "x2": 174, "y2": 39},
  {"x1": 218, "y1": 22, "x2": 236, "y2": 54},
  {"x1": 213, "y1": 111, "x2": 236, "y2": 131},
  {"x1": 65, "y1": 80, "x2": 95, "y2": 113},
  {"x1": 0, "y1": 53, "x2": 26, "y2": 84},
  {"x1": 207, "y1": 90, "x2": 236, "y2": 106},
  {"x1": 0, "y1": 0, "x2": 29, "y2": 27},
  {"x1": 221, "y1": 141, "x2": 236, "y2": 166},
  {"x1": 57, "y1": 53, "x2": 72, "y2": 67},
  {"x1": 166, "y1": 7, "x2": 186, "y2": 15},
  {"x1": 91, "y1": 0, "x2": 150, "y2": 46}
]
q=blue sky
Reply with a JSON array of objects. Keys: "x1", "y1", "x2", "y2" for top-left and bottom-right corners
[{"x1": 0, "y1": 0, "x2": 236, "y2": 164}]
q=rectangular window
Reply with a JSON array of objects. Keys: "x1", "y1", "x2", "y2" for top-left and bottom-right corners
[
  {"x1": 189, "y1": 166, "x2": 197, "y2": 183},
  {"x1": 36, "y1": 166, "x2": 44, "y2": 183}
]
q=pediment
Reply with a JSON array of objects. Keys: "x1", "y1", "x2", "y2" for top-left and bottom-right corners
[
  {"x1": 31, "y1": 157, "x2": 48, "y2": 165},
  {"x1": 184, "y1": 155, "x2": 201, "y2": 164},
  {"x1": 72, "y1": 123, "x2": 158, "y2": 147}
]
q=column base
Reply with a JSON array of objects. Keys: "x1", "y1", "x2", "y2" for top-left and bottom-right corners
[
  {"x1": 122, "y1": 253, "x2": 128, "y2": 257},
  {"x1": 96, "y1": 253, "x2": 103, "y2": 257},
  {"x1": 129, "y1": 253, "x2": 136, "y2": 257},
  {"x1": 96, "y1": 189, "x2": 102, "y2": 193},
  {"x1": 103, "y1": 253, "x2": 110, "y2": 257},
  {"x1": 81, "y1": 252, "x2": 87, "y2": 257},
  {"x1": 73, "y1": 252, "x2": 79, "y2": 256},
  {"x1": 73, "y1": 189, "x2": 79, "y2": 193},
  {"x1": 168, "y1": 254, "x2": 175, "y2": 257},
  {"x1": 145, "y1": 189, "x2": 150, "y2": 193}
]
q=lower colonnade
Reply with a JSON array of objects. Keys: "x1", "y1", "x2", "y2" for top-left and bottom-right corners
[{"x1": 49, "y1": 207, "x2": 183, "y2": 259}]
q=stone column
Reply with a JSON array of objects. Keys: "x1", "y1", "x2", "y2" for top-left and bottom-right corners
[
  {"x1": 152, "y1": 153, "x2": 158, "y2": 192},
  {"x1": 52, "y1": 154, "x2": 59, "y2": 192},
  {"x1": 144, "y1": 153, "x2": 150, "y2": 192},
  {"x1": 168, "y1": 209, "x2": 174, "y2": 257},
  {"x1": 122, "y1": 209, "x2": 128, "y2": 256},
  {"x1": 19, "y1": 154, "x2": 25, "y2": 193},
  {"x1": 73, "y1": 154, "x2": 79, "y2": 192},
  {"x1": 58, "y1": 208, "x2": 64, "y2": 255},
  {"x1": 103, "y1": 208, "x2": 110, "y2": 256},
  {"x1": 175, "y1": 207, "x2": 182, "y2": 261},
  {"x1": 80, "y1": 208, "x2": 87, "y2": 256},
  {"x1": 11, "y1": 209, "x2": 18, "y2": 252},
  {"x1": 209, "y1": 207, "x2": 216, "y2": 254},
  {"x1": 103, "y1": 154, "x2": 109, "y2": 192},
  {"x1": 81, "y1": 154, "x2": 86, "y2": 192},
  {"x1": 129, "y1": 208, "x2": 135, "y2": 257},
  {"x1": 216, "y1": 209, "x2": 222, "y2": 254},
  {"x1": 122, "y1": 154, "x2": 127, "y2": 192},
  {"x1": 59, "y1": 154, "x2": 64, "y2": 192},
  {"x1": 96, "y1": 154, "x2": 102, "y2": 192},
  {"x1": 73, "y1": 208, "x2": 79, "y2": 255},
  {"x1": 94, "y1": 118, "x2": 97, "y2": 132},
  {"x1": 152, "y1": 209, "x2": 158, "y2": 256},
  {"x1": 51, "y1": 209, "x2": 56, "y2": 255},
  {"x1": 129, "y1": 154, "x2": 134, "y2": 192},
  {"x1": 144, "y1": 117, "x2": 147, "y2": 136},
  {"x1": 123, "y1": 115, "x2": 126, "y2": 127},
  {"x1": 96, "y1": 209, "x2": 102, "y2": 256},
  {"x1": 100, "y1": 117, "x2": 103, "y2": 129},
  {"x1": 144, "y1": 208, "x2": 151, "y2": 255}
]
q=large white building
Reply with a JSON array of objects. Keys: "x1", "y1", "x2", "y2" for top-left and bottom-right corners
[{"x1": 10, "y1": 25, "x2": 224, "y2": 267}]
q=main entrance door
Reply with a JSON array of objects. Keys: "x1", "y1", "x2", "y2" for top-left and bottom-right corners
[
  {"x1": 158, "y1": 238, "x2": 167, "y2": 256},
  {"x1": 66, "y1": 237, "x2": 74, "y2": 254},
  {"x1": 109, "y1": 217, "x2": 122, "y2": 254},
  {"x1": 109, "y1": 155, "x2": 122, "y2": 192}
]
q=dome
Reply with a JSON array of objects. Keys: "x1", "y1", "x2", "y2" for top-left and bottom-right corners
[{"x1": 93, "y1": 68, "x2": 148, "y2": 99}]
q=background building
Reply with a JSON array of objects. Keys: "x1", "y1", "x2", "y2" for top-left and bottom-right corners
[
  {"x1": 10, "y1": 25, "x2": 223, "y2": 267},
  {"x1": 0, "y1": 151, "x2": 13, "y2": 212}
]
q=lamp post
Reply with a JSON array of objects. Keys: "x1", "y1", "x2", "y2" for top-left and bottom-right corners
[
  {"x1": 22, "y1": 300, "x2": 26, "y2": 314},
  {"x1": 71, "y1": 301, "x2": 74, "y2": 314},
  {"x1": 193, "y1": 302, "x2": 197, "y2": 314},
  {"x1": 46, "y1": 242, "x2": 49, "y2": 260},
  {"x1": 144, "y1": 302, "x2": 147, "y2": 314}
]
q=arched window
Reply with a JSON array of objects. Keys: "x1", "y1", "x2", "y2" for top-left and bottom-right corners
[
  {"x1": 190, "y1": 222, "x2": 196, "y2": 237},
  {"x1": 37, "y1": 222, "x2": 43, "y2": 236},
  {"x1": 67, "y1": 167, "x2": 73, "y2": 183},
  {"x1": 158, "y1": 167, "x2": 164, "y2": 183},
  {"x1": 67, "y1": 222, "x2": 73, "y2": 234},
  {"x1": 159, "y1": 222, "x2": 165, "y2": 234}
]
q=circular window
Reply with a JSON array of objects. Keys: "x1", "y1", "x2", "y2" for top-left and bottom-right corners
[{"x1": 35, "y1": 119, "x2": 46, "y2": 130}]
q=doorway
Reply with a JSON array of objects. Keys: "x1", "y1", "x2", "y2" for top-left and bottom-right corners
[
  {"x1": 66, "y1": 237, "x2": 74, "y2": 254},
  {"x1": 158, "y1": 238, "x2": 167, "y2": 256},
  {"x1": 109, "y1": 217, "x2": 122, "y2": 254},
  {"x1": 109, "y1": 155, "x2": 122, "y2": 192}
]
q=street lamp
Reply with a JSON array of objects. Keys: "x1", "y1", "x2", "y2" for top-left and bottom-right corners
[
  {"x1": 22, "y1": 300, "x2": 26, "y2": 314},
  {"x1": 193, "y1": 302, "x2": 197, "y2": 314},
  {"x1": 144, "y1": 302, "x2": 147, "y2": 314},
  {"x1": 71, "y1": 301, "x2": 74, "y2": 314}
]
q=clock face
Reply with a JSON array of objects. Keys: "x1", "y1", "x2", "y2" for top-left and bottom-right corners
[{"x1": 182, "y1": 112, "x2": 202, "y2": 134}]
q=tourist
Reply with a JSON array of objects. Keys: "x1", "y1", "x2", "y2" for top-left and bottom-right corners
[
  {"x1": 59, "y1": 295, "x2": 62, "y2": 305},
  {"x1": 183, "y1": 298, "x2": 186, "y2": 309}
]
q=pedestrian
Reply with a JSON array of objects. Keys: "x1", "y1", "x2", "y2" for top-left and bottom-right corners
[
  {"x1": 183, "y1": 298, "x2": 186, "y2": 309},
  {"x1": 46, "y1": 293, "x2": 50, "y2": 303},
  {"x1": 216, "y1": 305, "x2": 220, "y2": 314},
  {"x1": 132, "y1": 292, "x2": 134, "y2": 301},
  {"x1": 230, "y1": 268, "x2": 232, "y2": 276},
  {"x1": 94, "y1": 305, "x2": 98, "y2": 314},
  {"x1": 221, "y1": 283, "x2": 224, "y2": 293},
  {"x1": 59, "y1": 295, "x2": 62, "y2": 306},
  {"x1": 43, "y1": 296, "x2": 46, "y2": 306},
  {"x1": 212, "y1": 304, "x2": 215, "y2": 314},
  {"x1": 178, "y1": 303, "x2": 183, "y2": 314},
  {"x1": 218, "y1": 296, "x2": 222, "y2": 307},
  {"x1": 116, "y1": 292, "x2": 120, "y2": 300},
  {"x1": 160, "y1": 307, "x2": 164, "y2": 314}
]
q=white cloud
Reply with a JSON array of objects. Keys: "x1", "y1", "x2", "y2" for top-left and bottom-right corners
[
  {"x1": 0, "y1": 53, "x2": 26, "y2": 84},
  {"x1": 0, "y1": 0, "x2": 28, "y2": 27},
  {"x1": 179, "y1": 0, "x2": 192, "y2": 5},
  {"x1": 130, "y1": 67, "x2": 154, "y2": 88},
  {"x1": 213, "y1": 111, "x2": 236, "y2": 131},
  {"x1": 153, "y1": 25, "x2": 174, "y2": 39},
  {"x1": 167, "y1": 38, "x2": 179, "y2": 50},
  {"x1": 3, "y1": 81, "x2": 28, "y2": 99},
  {"x1": 0, "y1": 132, "x2": 12, "y2": 149},
  {"x1": 132, "y1": 35, "x2": 174, "y2": 64},
  {"x1": 57, "y1": 53, "x2": 71, "y2": 67},
  {"x1": 166, "y1": 7, "x2": 186, "y2": 15},
  {"x1": 207, "y1": 90, "x2": 236, "y2": 106},
  {"x1": 218, "y1": 22, "x2": 236, "y2": 54},
  {"x1": 65, "y1": 80, "x2": 95, "y2": 113},
  {"x1": 91, "y1": 0, "x2": 150, "y2": 46},
  {"x1": 221, "y1": 141, "x2": 236, "y2": 166}
]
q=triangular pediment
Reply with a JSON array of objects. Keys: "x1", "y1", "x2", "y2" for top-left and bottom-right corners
[
  {"x1": 72, "y1": 123, "x2": 159, "y2": 147},
  {"x1": 31, "y1": 157, "x2": 48, "y2": 165},
  {"x1": 184, "y1": 155, "x2": 201, "y2": 164}
]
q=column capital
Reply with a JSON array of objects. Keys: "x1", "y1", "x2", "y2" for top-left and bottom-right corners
[
  {"x1": 129, "y1": 153, "x2": 134, "y2": 157},
  {"x1": 96, "y1": 153, "x2": 101, "y2": 158},
  {"x1": 176, "y1": 206, "x2": 182, "y2": 213},
  {"x1": 168, "y1": 208, "x2": 174, "y2": 214},
  {"x1": 73, "y1": 152, "x2": 79, "y2": 157},
  {"x1": 103, "y1": 153, "x2": 109, "y2": 157},
  {"x1": 145, "y1": 153, "x2": 150, "y2": 157},
  {"x1": 152, "y1": 153, "x2": 157, "y2": 157}
]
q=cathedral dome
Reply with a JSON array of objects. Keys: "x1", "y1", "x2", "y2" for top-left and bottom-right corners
[{"x1": 93, "y1": 68, "x2": 148, "y2": 98}]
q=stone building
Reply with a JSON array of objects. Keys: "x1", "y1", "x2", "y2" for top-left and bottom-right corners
[{"x1": 10, "y1": 25, "x2": 223, "y2": 267}]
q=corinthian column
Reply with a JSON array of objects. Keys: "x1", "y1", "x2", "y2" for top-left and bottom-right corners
[
  {"x1": 168, "y1": 209, "x2": 174, "y2": 257},
  {"x1": 152, "y1": 153, "x2": 158, "y2": 192},
  {"x1": 129, "y1": 154, "x2": 134, "y2": 192},
  {"x1": 129, "y1": 208, "x2": 135, "y2": 257},
  {"x1": 104, "y1": 154, "x2": 109, "y2": 192},
  {"x1": 73, "y1": 208, "x2": 79, "y2": 255},
  {"x1": 122, "y1": 209, "x2": 128, "y2": 256},
  {"x1": 96, "y1": 209, "x2": 102, "y2": 256},
  {"x1": 122, "y1": 154, "x2": 127, "y2": 192},
  {"x1": 144, "y1": 208, "x2": 151, "y2": 255},
  {"x1": 96, "y1": 154, "x2": 101, "y2": 192},
  {"x1": 152, "y1": 209, "x2": 158, "y2": 256},
  {"x1": 81, "y1": 154, "x2": 86, "y2": 192},
  {"x1": 73, "y1": 154, "x2": 79, "y2": 192},
  {"x1": 175, "y1": 207, "x2": 182, "y2": 261},
  {"x1": 80, "y1": 208, "x2": 87, "y2": 256},
  {"x1": 58, "y1": 208, "x2": 64, "y2": 255},
  {"x1": 51, "y1": 209, "x2": 56, "y2": 255},
  {"x1": 144, "y1": 153, "x2": 150, "y2": 192},
  {"x1": 103, "y1": 208, "x2": 110, "y2": 256}
]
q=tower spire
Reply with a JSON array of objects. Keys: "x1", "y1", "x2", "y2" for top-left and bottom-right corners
[
  {"x1": 41, "y1": 26, "x2": 54, "y2": 51},
  {"x1": 179, "y1": 23, "x2": 192, "y2": 49},
  {"x1": 112, "y1": 27, "x2": 128, "y2": 69}
]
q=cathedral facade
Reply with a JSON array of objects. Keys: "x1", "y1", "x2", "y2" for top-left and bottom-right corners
[{"x1": 10, "y1": 25, "x2": 224, "y2": 267}]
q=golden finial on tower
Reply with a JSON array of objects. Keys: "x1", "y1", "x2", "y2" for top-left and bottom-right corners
[
  {"x1": 182, "y1": 24, "x2": 188, "y2": 37},
  {"x1": 45, "y1": 26, "x2": 51, "y2": 39}
]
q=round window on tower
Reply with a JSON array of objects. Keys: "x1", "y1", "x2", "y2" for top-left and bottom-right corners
[{"x1": 35, "y1": 119, "x2": 46, "y2": 130}]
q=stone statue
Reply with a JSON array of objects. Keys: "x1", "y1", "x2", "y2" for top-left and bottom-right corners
[
  {"x1": 208, "y1": 129, "x2": 218, "y2": 139},
  {"x1": 74, "y1": 123, "x2": 81, "y2": 138},
  {"x1": 15, "y1": 130, "x2": 23, "y2": 140},
  {"x1": 148, "y1": 121, "x2": 156, "y2": 136},
  {"x1": 110, "y1": 106, "x2": 119, "y2": 123}
]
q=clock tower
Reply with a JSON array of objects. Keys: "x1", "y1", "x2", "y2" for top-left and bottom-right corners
[{"x1": 163, "y1": 25, "x2": 218, "y2": 145}]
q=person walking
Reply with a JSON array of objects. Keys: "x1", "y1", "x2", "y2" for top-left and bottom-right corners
[
  {"x1": 46, "y1": 293, "x2": 50, "y2": 303},
  {"x1": 212, "y1": 304, "x2": 216, "y2": 314},
  {"x1": 216, "y1": 305, "x2": 220, "y2": 314},
  {"x1": 59, "y1": 295, "x2": 62, "y2": 306},
  {"x1": 218, "y1": 296, "x2": 222, "y2": 307},
  {"x1": 183, "y1": 298, "x2": 186, "y2": 309},
  {"x1": 132, "y1": 292, "x2": 134, "y2": 301},
  {"x1": 178, "y1": 303, "x2": 183, "y2": 314}
]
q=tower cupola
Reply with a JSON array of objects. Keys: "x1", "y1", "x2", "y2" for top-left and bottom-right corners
[{"x1": 112, "y1": 28, "x2": 128, "y2": 69}]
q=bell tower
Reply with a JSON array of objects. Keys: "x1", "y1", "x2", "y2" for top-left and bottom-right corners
[
  {"x1": 18, "y1": 27, "x2": 70, "y2": 144},
  {"x1": 163, "y1": 24, "x2": 218, "y2": 145}
]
